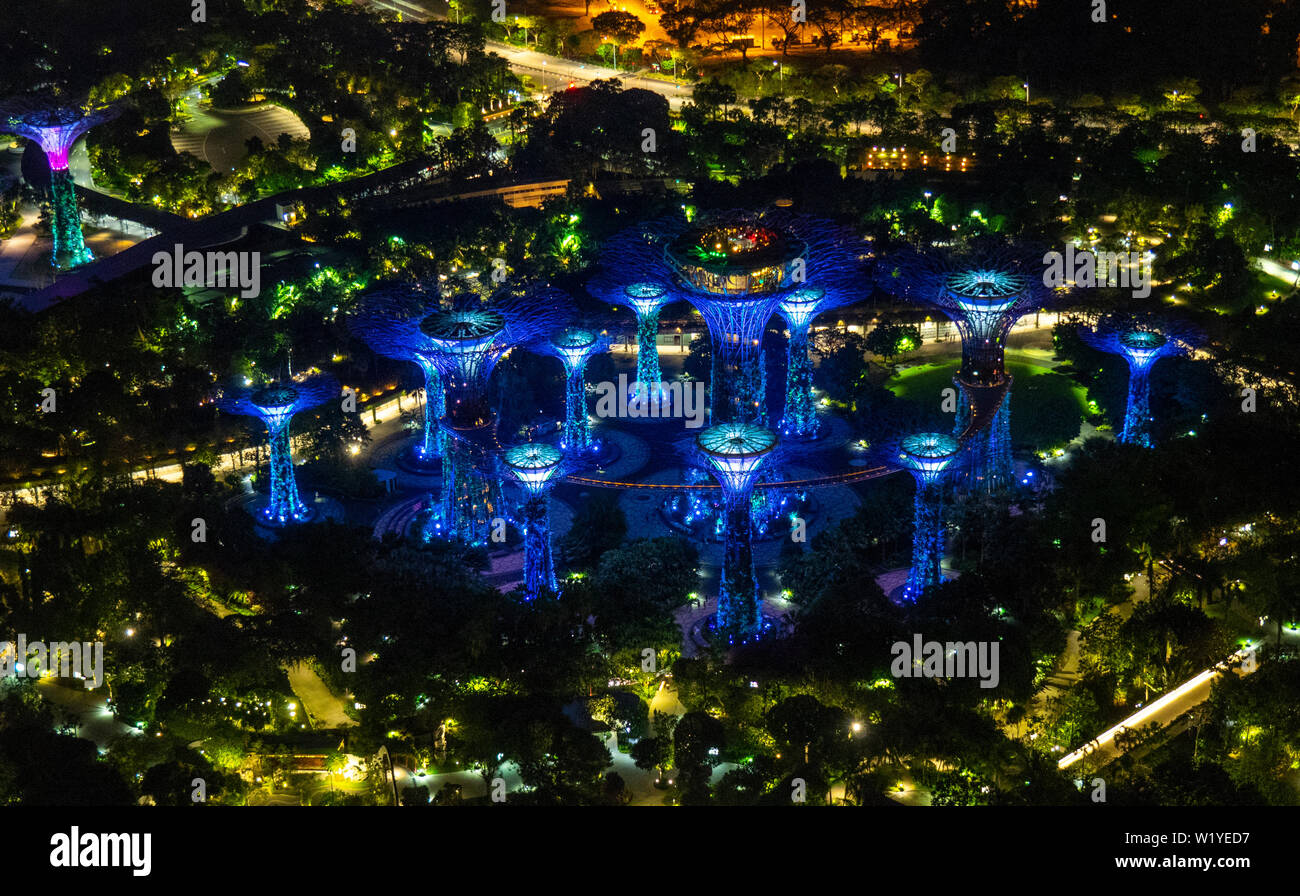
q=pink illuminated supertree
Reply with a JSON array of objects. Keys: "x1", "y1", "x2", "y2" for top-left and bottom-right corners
[{"x1": 0, "y1": 98, "x2": 120, "y2": 268}]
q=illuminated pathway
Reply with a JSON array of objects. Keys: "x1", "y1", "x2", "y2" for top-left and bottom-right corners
[{"x1": 1057, "y1": 641, "x2": 1261, "y2": 772}]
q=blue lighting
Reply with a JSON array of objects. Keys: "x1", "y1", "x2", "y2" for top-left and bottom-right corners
[{"x1": 217, "y1": 376, "x2": 340, "y2": 527}]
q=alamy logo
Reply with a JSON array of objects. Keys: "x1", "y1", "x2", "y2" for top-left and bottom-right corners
[
  {"x1": 890, "y1": 634, "x2": 1000, "y2": 689},
  {"x1": 151, "y1": 243, "x2": 261, "y2": 298},
  {"x1": 50, "y1": 827, "x2": 151, "y2": 877},
  {"x1": 594, "y1": 374, "x2": 706, "y2": 429},
  {"x1": 1042, "y1": 245, "x2": 1151, "y2": 298},
  {"x1": 0, "y1": 635, "x2": 104, "y2": 689}
]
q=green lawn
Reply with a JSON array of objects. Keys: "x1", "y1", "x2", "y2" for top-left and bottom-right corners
[{"x1": 887, "y1": 351, "x2": 1089, "y2": 450}]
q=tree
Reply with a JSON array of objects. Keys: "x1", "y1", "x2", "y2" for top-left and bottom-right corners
[
  {"x1": 560, "y1": 492, "x2": 628, "y2": 569},
  {"x1": 864, "y1": 322, "x2": 921, "y2": 363},
  {"x1": 766, "y1": 694, "x2": 849, "y2": 769},
  {"x1": 631, "y1": 735, "x2": 671, "y2": 777},
  {"x1": 673, "y1": 711, "x2": 724, "y2": 802},
  {"x1": 759, "y1": 0, "x2": 804, "y2": 57},
  {"x1": 592, "y1": 11, "x2": 646, "y2": 47},
  {"x1": 692, "y1": 78, "x2": 736, "y2": 121}
]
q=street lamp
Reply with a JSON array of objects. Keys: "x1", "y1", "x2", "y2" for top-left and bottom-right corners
[{"x1": 1023, "y1": 81, "x2": 1029, "y2": 103}]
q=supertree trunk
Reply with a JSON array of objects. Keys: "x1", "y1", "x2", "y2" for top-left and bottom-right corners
[
  {"x1": 265, "y1": 417, "x2": 308, "y2": 523},
  {"x1": 416, "y1": 361, "x2": 445, "y2": 460},
  {"x1": 1123, "y1": 363, "x2": 1154, "y2": 447},
  {"x1": 50, "y1": 168, "x2": 93, "y2": 269},
  {"x1": 986, "y1": 389, "x2": 1013, "y2": 489},
  {"x1": 713, "y1": 347, "x2": 767, "y2": 427},
  {"x1": 781, "y1": 323, "x2": 816, "y2": 436},
  {"x1": 717, "y1": 495, "x2": 761, "y2": 639},
  {"x1": 520, "y1": 494, "x2": 557, "y2": 599},
  {"x1": 440, "y1": 427, "x2": 500, "y2": 543},
  {"x1": 563, "y1": 370, "x2": 589, "y2": 452},
  {"x1": 904, "y1": 479, "x2": 943, "y2": 600},
  {"x1": 634, "y1": 308, "x2": 663, "y2": 390}
]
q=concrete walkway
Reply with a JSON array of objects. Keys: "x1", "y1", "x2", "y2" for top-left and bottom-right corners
[{"x1": 284, "y1": 661, "x2": 355, "y2": 729}]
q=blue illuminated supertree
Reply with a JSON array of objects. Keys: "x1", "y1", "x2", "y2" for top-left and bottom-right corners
[
  {"x1": 1079, "y1": 315, "x2": 1203, "y2": 448},
  {"x1": 776, "y1": 285, "x2": 860, "y2": 438},
  {"x1": 419, "y1": 289, "x2": 568, "y2": 543},
  {"x1": 695, "y1": 422, "x2": 779, "y2": 641},
  {"x1": 882, "y1": 246, "x2": 1060, "y2": 490},
  {"x1": 217, "y1": 374, "x2": 340, "y2": 526},
  {"x1": 351, "y1": 286, "x2": 447, "y2": 468},
  {"x1": 0, "y1": 98, "x2": 120, "y2": 269},
  {"x1": 500, "y1": 443, "x2": 565, "y2": 599},
  {"x1": 535, "y1": 325, "x2": 612, "y2": 456},
  {"x1": 588, "y1": 223, "x2": 681, "y2": 395},
  {"x1": 891, "y1": 432, "x2": 962, "y2": 601}
]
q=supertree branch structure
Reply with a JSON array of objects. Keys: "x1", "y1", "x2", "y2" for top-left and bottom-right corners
[
  {"x1": 351, "y1": 286, "x2": 447, "y2": 466},
  {"x1": 500, "y1": 443, "x2": 565, "y2": 599},
  {"x1": 1080, "y1": 315, "x2": 1203, "y2": 448},
  {"x1": 891, "y1": 432, "x2": 962, "y2": 601},
  {"x1": 216, "y1": 374, "x2": 340, "y2": 526},
  {"x1": 694, "y1": 423, "x2": 779, "y2": 641},
  {"x1": 881, "y1": 245, "x2": 1061, "y2": 491},
  {"x1": 535, "y1": 324, "x2": 612, "y2": 456},
  {"x1": 0, "y1": 99, "x2": 120, "y2": 269}
]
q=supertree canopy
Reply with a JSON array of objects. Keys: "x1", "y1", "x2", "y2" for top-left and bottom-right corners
[
  {"x1": 1080, "y1": 315, "x2": 1203, "y2": 448},
  {"x1": 0, "y1": 98, "x2": 120, "y2": 269},
  {"x1": 695, "y1": 422, "x2": 778, "y2": 640},
  {"x1": 350, "y1": 285, "x2": 448, "y2": 468},
  {"x1": 216, "y1": 374, "x2": 340, "y2": 526},
  {"x1": 881, "y1": 245, "x2": 1060, "y2": 490},
  {"x1": 893, "y1": 432, "x2": 962, "y2": 601},
  {"x1": 535, "y1": 325, "x2": 612, "y2": 456},
  {"x1": 500, "y1": 443, "x2": 565, "y2": 599}
]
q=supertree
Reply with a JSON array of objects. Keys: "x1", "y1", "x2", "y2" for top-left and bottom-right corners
[
  {"x1": 588, "y1": 226, "x2": 676, "y2": 396},
  {"x1": 891, "y1": 432, "x2": 962, "y2": 601},
  {"x1": 776, "y1": 284, "x2": 860, "y2": 438},
  {"x1": 216, "y1": 374, "x2": 340, "y2": 526},
  {"x1": 694, "y1": 422, "x2": 779, "y2": 641},
  {"x1": 535, "y1": 325, "x2": 612, "y2": 456},
  {"x1": 369, "y1": 287, "x2": 567, "y2": 543},
  {"x1": 881, "y1": 245, "x2": 1060, "y2": 490},
  {"x1": 500, "y1": 443, "x2": 565, "y2": 599},
  {"x1": 1079, "y1": 315, "x2": 1203, "y2": 448},
  {"x1": 351, "y1": 286, "x2": 447, "y2": 469},
  {"x1": 0, "y1": 98, "x2": 120, "y2": 269}
]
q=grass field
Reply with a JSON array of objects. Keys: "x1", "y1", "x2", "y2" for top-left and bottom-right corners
[{"x1": 886, "y1": 351, "x2": 1089, "y2": 449}]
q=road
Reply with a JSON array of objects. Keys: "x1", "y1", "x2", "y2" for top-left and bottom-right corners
[{"x1": 365, "y1": 0, "x2": 692, "y2": 109}]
